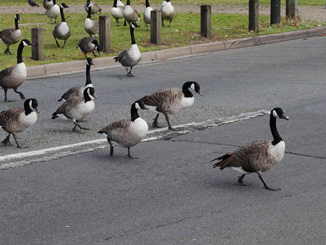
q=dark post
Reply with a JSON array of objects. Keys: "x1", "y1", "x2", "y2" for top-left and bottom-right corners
[
  {"x1": 99, "y1": 15, "x2": 111, "y2": 53},
  {"x1": 150, "y1": 10, "x2": 161, "y2": 45},
  {"x1": 271, "y1": 0, "x2": 281, "y2": 25},
  {"x1": 201, "y1": 5, "x2": 211, "y2": 39},
  {"x1": 248, "y1": 0, "x2": 259, "y2": 33},
  {"x1": 286, "y1": 0, "x2": 296, "y2": 20},
  {"x1": 31, "y1": 27, "x2": 44, "y2": 61}
]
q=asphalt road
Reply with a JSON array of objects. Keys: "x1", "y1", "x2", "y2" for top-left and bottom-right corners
[{"x1": 1, "y1": 37, "x2": 326, "y2": 244}]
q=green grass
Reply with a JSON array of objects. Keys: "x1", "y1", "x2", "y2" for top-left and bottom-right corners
[
  {"x1": 0, "y1": 0, "x2": 325, "y2": 6},
  {"x1": 0, "y1": 11, "x2": 325, "y2": 68}
]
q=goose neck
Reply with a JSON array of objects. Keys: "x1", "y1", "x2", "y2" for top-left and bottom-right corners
[
  {"x1": 113, "y1": 0, "x2": 118, "y2": 7},
  {"x1": 270, "y1": 114, "x2": 283, "y2": 145},
  {"x1": 60, "y1": 6, "x2": 66, "y2": 22},
  {"x1": 17, "y1": 41, "x2": 25, "y2": 64},
  {"x1": 126, "y1": 0, "x2": 130, "y2": 6},
  {"x1": 15, "y1": 16, "x2": 19, "y2": 30},
  {"x1": 85, "y1": 64, "x2": 92, "y2": 85},
  {"x1": 182, "y1": 83, "x2": 193, "y2": 98},
  {"x1": 130, "y1": 105, "x2": 140, "y2": 122},
  {"x1": 145, "y1": 0, "x2": 150, "y2": 7},
  {"x1": 87, "y1": 7, "x2": 92, "y2": 18},
  {"x1": 130, "y1": 27, "x2": 136, "y2": 45}
]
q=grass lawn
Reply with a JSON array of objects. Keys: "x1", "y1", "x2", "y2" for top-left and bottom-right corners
[{"x1": 0, "y1": 2, "x2": 325, "y2": 68}]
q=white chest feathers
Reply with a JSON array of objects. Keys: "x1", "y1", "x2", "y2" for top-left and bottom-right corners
[
  {"x1": 128, "y1": 44, "x2": 141, "y2": 63},
  {"x1": 47, "y1": 5, "x2": 60, "y2": 18},
  {"x1": 84, "y1": 18, "x2": 94, "y2": 29},
  {"x1": 18, "y1": 111, "x2": 38, "y2": 132},
  {"x1": 269, "y1": 140, "x2": 286, "y2": 163},
  {"x1": 12, "y1": 62, "x2": 27, "y2": 81},
  {"x1": 57, "y1": 22, "x2": 69, "y2": 35},
  {"x1": 131, "y1": 118, "x2": 149, "y2": 139}
]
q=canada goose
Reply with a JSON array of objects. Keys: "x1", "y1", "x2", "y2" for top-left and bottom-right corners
[
  {"x1": 123, "y1": 0, "x2": 140, "y2": 26},
  {"x1": 77, "y1": 37, "x2": 100, "y2": 58},
  {"x1": 143, "y1": 0, "x2": 153, "y2": 30},
  {"x1": 161, "y1": 0, "x2": 176, "y2": 27},
  {"x1": 98, "y1": 100, "x2": 149, "y2": 159},
  {"x1": 0, "y1": 39, "x2": 36, "y2": 102},
  {"x1": 84, "y1": 0, "x2": 101, "y2": 17},
  {"x1": 53, "y1": 3, "x2": 70, "y2": 48},
  {"x1": 211, "y1": 107, "x2": 289, "y2": 191},
  {"x1": 58, "y1": 57, "x2": 94, "y2": 102},
  {"x1": 43, "y1": 0, "x2": 53, "y2": 9},
  {"x1": 46, "y1": 0, "x2": 60, "y2": 24},
  {"x1": 28, "y1": 0, "x2": 40, "y2": 7},
  {"x1": 84, "y1": 6, "x2": 99, "y2": 37},
  {"x1": 111, "y1": 0, "x2": 124, "y2": 26},
  {"x1": 52, "y1": 87, "x2": 96, "y2": 132},
  {"x1": 0, "y1": 98, "x2": 39, "y2": 148},
  {"x1": 113, "y1": 23, "x2": 141, "y2": 77},
  {"x1": 140, "y1": 81, "x2": 202, "y2": 130},
  {"x1": 0, "y1": 14, "x2": 22, "y2": 55}
]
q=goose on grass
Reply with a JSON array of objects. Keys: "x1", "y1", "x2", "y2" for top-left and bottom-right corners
[
  {"x1": 211, "y1": 107, "x2": 289, "y2": 191},
  {"x1": 161, "y1": 0, "x2": 176, "y2": 27},
  {"x1": 53, "y1": 3, "x2": 70, "y2": 48},
  {"x1": 0, "y1": 98, "x2": 39, "y2": 148},
  {"x1": 123, "y1": 0, "x2": 140, "y2": 26},
  {"x1": 84, "y1": 6, "x2": 99, "y2": 37},
  {"x1": 0, "y1": 14, "x2": 22, "y2": 55},
  {"x1": 0, "y1": 39, "x2": 36, "y2": 102},
  {"x1": 77, "y1": 37, "x2": 100, "y2": 58},
  {"x1": 139, "y1": 81, "x2": 202, "y2": 130},
  {"x1": 143, "y1": 0, "x2": 153, "y2": 30},
  {"x1": 111, "y1": 0, "x2": 124, "y2": 26},
  {"x1": 98, "y1": 100, "x2": 149, "y2": 159}
]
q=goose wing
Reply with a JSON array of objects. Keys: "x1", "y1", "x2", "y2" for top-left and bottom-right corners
[
  {"x1": 140, "y1": 88, "x2": 182, "y2": 112},
  {"x1": 99, "y1": 119, "x2": 131, "y2": 142},
  {"x1": 0, "y1": 67, "x2": 14, "y2": 81},
  {"x1": 212, "y1": 140, "x2": 271, "y2": 173},
  {"x1": 0, "y1": 107, "x2": 23, "y2": 130}
]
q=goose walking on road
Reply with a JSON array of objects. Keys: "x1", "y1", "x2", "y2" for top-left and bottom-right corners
[
  {"x1": 98, "y1": 100, "x2": 149, "y2": 159},
  {"x1": 0, "y1": 14, "x2": 22, "y2": 55},
  {"x1": 211, "y1": 107, "x2": 289, "y2": 191},
  {"x1": 52, "y1": 87, "x2": 96, "y2": 132},
  {"x1": 139, "y1": 81, "x2": 202, "y2": 130},
  {"x1": 0, "y1": 39, "x2": 36, "y2": 102},
  {"x1": 53, "y1": 3, "x2": 70, "y2": 48},
  {"x1": 0, "y1": 98, "x2": 39, "y2": 148},
  {"x1": 113, "y1": 23, "x2": 141, "y2": 77},
  {"x1": 58, "y1": 57, "x2": 95, "y2": 102}
]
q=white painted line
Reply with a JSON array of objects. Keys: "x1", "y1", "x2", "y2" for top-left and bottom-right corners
[{"x1": 0, "y1": 110, "x2": 267, "y2": 169}]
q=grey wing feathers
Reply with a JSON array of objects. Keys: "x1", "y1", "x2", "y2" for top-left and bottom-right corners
[
  {"x1": 0, "y1": 107, "x2": 23, "y2": 129},
  {"x1": 0, "y1": 67, "x2": 14, "y2": 80}
]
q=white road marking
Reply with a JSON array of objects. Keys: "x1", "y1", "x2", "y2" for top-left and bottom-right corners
[{"x1": 0, "y1": 110, "x2": 267, "y2": 170}]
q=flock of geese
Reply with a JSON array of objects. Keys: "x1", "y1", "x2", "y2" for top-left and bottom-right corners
[{"x1": 0, "y1": 1, "x2": 290, "y2": 191}]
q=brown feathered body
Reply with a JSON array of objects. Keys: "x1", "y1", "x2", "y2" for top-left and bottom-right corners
[
  {"x1": 0, "y1": 107, "x2": 37, "y2": 134},
  {"x1": 214, "y1": 140, "x2": 285, "y2": 174},
  {"x1": 141, "y1": 88, "x2": 194, "y2": 115}
]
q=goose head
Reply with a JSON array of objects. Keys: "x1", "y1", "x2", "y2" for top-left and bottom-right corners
[
  {"x1": 130, "y1": 22, "x2": 141, "y2": 28},
  {"x1": 60, "y1": 2, "x2": 69, "y2": 8},
  {"x1": 86, "y1": 57, "x2": 94, "y2": 66},
  {"x1": 183, "y1": 81, "x2": 203, "y2": 96},
  {"x1": 21, "y1": 39, "x2": 37, "y2": 47},
  {"x1": 271, "y1": 107, "x2": 289, "y2": 120},
  {"x1": 24, "y1": 98, "x2": 39, "y2": 114},
  {"x1": 84, "y1": 86, "x2": 97, "y2": 101},
  {"x1": 91, "y1": 39, "x2": 101, "y2": 53},
  {"x1": 134, "y1": 100, "x2": 149, "y2": 110},
  {"x1": 15, "y1": 14, "x2": 21, "y2": 21}
]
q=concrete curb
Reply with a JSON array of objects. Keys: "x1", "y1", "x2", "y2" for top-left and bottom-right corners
[{"x1": 26, "y1": 26, "x2": 326, "y2": 79}]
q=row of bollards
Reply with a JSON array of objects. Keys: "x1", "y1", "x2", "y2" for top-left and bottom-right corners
[{"x1": 31, "y1": 2, "x2": 297, "y2": 60}]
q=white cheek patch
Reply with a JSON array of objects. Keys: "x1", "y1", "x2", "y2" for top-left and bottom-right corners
[
  {"x1": 190, "y1": 83, "x2": 195, "y2": 91},
  {"x1": 135, "y1": 103, "x2": 141, "y2": 110},
  {"x1": 272, "y1": 110, "x2": 279, "y2": 118},
  {"x1": 23, "y1": 41, "x2": 28, "y2": 47}
]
